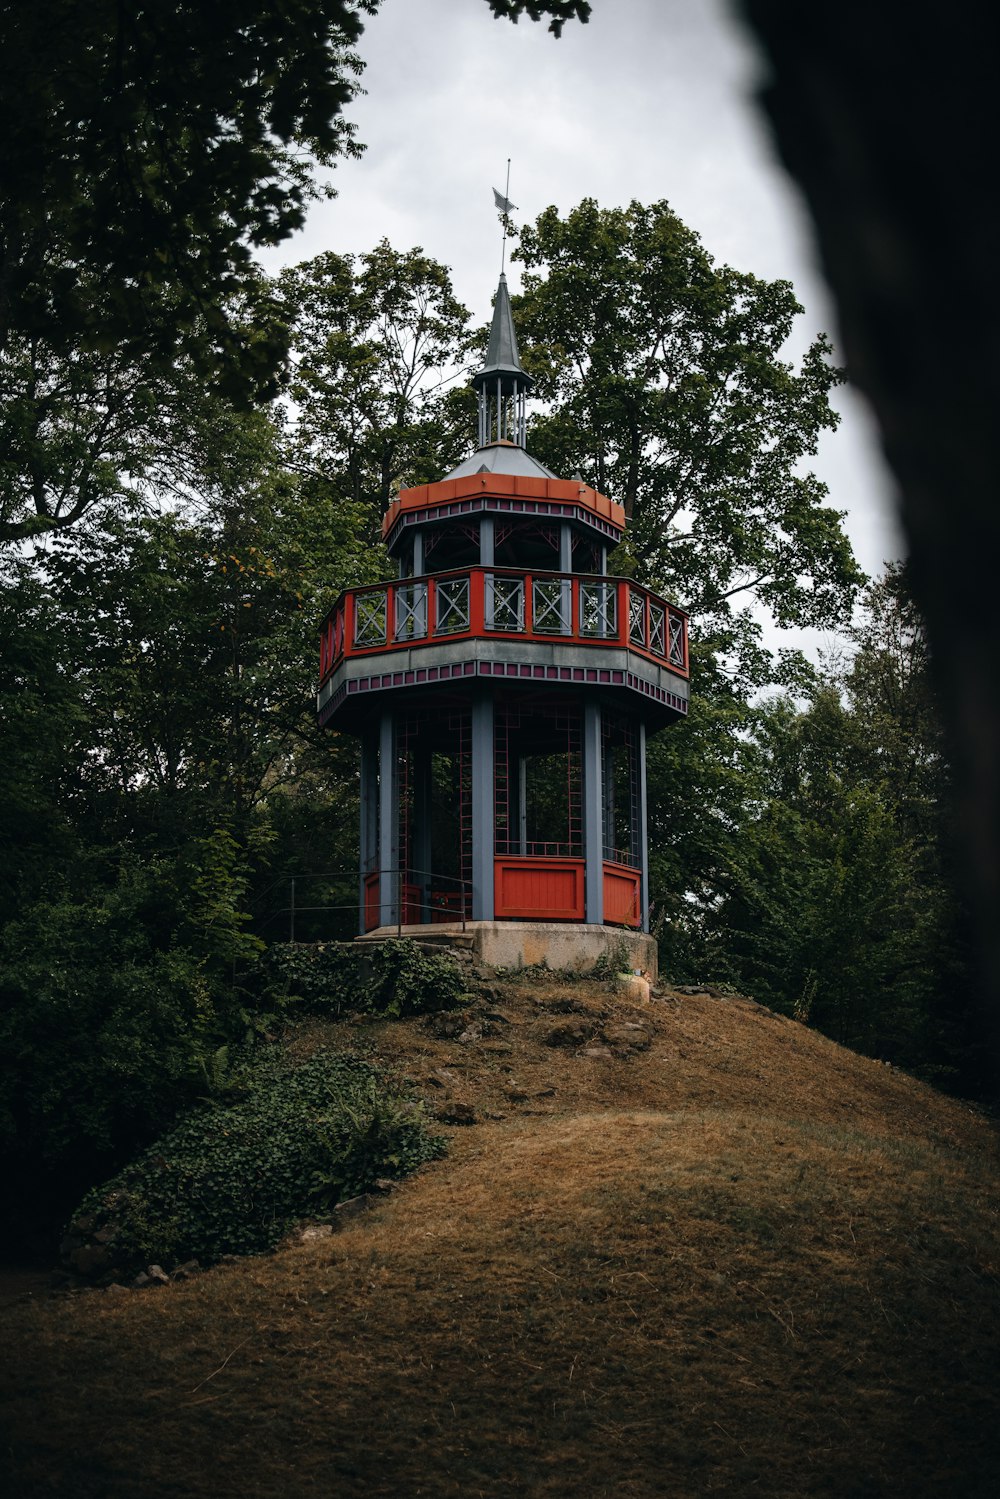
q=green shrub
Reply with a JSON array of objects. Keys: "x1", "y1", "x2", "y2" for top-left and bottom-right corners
[
  {"x1": 69, "y1": 1047, "x2": 445, "y2": 1273},
  {"x1": 591, "y1": 935, "x2": 633, "y2": 980},
  {"x1": 0, "y1": 877, "x2": 216, "y2": 1184},
  {"x1": 262, "y1": 937, "x2": 468, "y2": 1018}
]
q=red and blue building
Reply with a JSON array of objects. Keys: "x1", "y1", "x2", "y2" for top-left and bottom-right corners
[{"x1": 317, "y1": 274, "x2": 689, "y2": 954}]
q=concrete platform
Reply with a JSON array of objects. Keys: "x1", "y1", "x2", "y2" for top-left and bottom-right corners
[{"x1": 357, "y1": 920, "x2": 657, "y2": 981}]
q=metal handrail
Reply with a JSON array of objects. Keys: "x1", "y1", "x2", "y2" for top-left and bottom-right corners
[
  {"x1": 261, "y1": 867, "x2": 472, "y2": 942},
  {"x1": 363, "y1": 866, "x2": 472, "y2": 937}
]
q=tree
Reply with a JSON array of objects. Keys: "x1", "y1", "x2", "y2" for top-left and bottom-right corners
[
  {"x1": 0, "y1": 1, "x2": 587, "y2": 407},
  {"x1": 485, "y1": 0, "x2": 591, "y2": 30},
  {"x1": 0, "y1": 292, "x2": 279, "y2": 541},
  {"x1": 0, "y1": 2, "x2": 374, "y2": 388},
  {"x1": 513, "y1": 199, "x2": 863, "y2": 679},
  {"x1": 0, "y1": 2, "x2": 594, "y2": 543},
  {"x1": 0, "y1": 474, "x2": 378, "y2": 1225},
  {"x1": 277, "y1": 244, "x2": 473, "y2": 522},
  {"x1": 695, "y1": 567, "x2": 982, "y2": 1093}
]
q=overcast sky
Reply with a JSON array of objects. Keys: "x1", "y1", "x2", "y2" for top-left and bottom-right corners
[{"x1": 261, "y1": 0, "x2": 903, "y2": 653}]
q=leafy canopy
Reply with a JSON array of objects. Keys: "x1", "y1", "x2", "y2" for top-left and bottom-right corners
[
  {"x1": 277, "y1": 244, "x2": 473, "y2": 519},
  {"x1": 0, "y1": 2, "x2": 376, "y2": 386},
  {"x1": 485, "y1": 0, "x2": 591, "y2": 32},
  {"x1": 513, "y1": 199, "x2": 864, "y2": 676}
]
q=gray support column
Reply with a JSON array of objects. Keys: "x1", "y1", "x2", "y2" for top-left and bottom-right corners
[
  {"x1": 378, "y1": 709, "x2": 399, "y2": 927},
  {"x1": 598, "y1": 544, "x2": 608, "y2": 576},
  {"x1": 583, "y1": 700, "x2": 604, "y2": 925},
  {"x1": 480, "y1": 517, "x2": 496, "y2": 627},
  {"x1": 359, "y1": 729, "x2": 379, "y2": 934},
  {"x1": 638, "y1": 719, "x2": 649, "y2": 932},
  {"x1": 410, "y1": 531, "x2": 427, "y2": 635},
  {"x1": 412, "y1": 748, "x2": 433, "y2": 922},
  {"x1": 471, "y1": 695, "x2": 495, "y2": 921},
  {"x1": 517, "y1": 754, "x2": 527, "y2": 856},
  {"x1": 560, "y1": 523, "x2": 573, "y2": 633}
]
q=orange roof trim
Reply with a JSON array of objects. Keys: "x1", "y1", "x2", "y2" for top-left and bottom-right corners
[{"x1": 382, "y1": 473, "x2": 626, "y2": 540}]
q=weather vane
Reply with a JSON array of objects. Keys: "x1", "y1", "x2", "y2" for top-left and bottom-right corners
[{"x1": 493, "y1": 159, "x2": 517, "y2": 274}]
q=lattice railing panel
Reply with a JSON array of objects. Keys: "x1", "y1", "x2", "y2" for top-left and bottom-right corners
[
  {"x1": 486, "y1": 574, "x2": 524, "y2": 632},
  {"x1": 394, "y1": 582, "x2": 428, "y2": 641},
  {"x1": 668, "y1": 612, "x2": 685, "y2": 668},
  {"x1": 629, "y1": 588, "x2": 646, "y2": 647},
  {"x1": 354, "y1": 590, "x2": 387, "y2": 648},
  {"x1": 580, "y1": 580, "x2": 617, "y2": 637},
  {"x1": 532, "y1": 577, "x2": 568, "y2": 633},
  {"x1": 434, "y1": 576, "x2": 470, "y2": 634}
]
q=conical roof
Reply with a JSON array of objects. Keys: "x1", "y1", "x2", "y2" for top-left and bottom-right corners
[
  {"x1": 442, "y1": 441, "x2": 558, "y2": 482},
  {"x1": 473, "y1": 273, "x2": 532, "y2": 392}
]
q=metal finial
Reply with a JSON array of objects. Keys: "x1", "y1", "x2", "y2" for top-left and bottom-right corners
[{"x1": 492, "y1": 159, "x2": 517, "y2": 275}]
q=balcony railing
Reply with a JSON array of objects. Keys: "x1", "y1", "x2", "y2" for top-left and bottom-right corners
[{"x1": 319, "y1": 567, "x2": 688, "y2": 681}]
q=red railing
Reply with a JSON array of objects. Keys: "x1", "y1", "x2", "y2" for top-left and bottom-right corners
[{"x1": 319, "y1": 568, "x2": 688, "y2": 681}]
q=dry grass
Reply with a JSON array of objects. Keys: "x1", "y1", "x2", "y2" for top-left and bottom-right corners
[{"x1": 3, "y1": 980, "x2": 999, "y2": 1497}]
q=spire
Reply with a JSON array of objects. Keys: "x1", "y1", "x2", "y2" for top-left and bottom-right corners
[
  {"x1": 473, "y1": 273, "x2": 532, "y2": 448},
  {"x1": 480, "y1": 273, "x2": 527, "y2": 380}
]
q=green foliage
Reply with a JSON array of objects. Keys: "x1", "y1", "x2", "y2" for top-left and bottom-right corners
[
  {"x1": 263, "y1": 939, "x2": 469, "y2": 1019},
  {"x1": 0, "y1": 864, "x2": 216, "y2": 1185},
  {"x1": 485, "y1": 1, "x2": 591, "y2": 34},
  {"x1": 591, "y1": 936, "x2": 633, "y2": 979},
  {"x1": 71, "y1": 1048, "x2": 445, "y2": 1271},
  {"x1": 686, "y1": 567, "x2": 983, "y2": 1091},
  {"x1": 277, "y1": 244, "x2": 473, "y2": 518},
  {"x1": 0, "y1": 561, "x2": 88, "y2": 909},
  {"x1": 0, "y1": 1, "x2": 375, "y2": 422},
  {"x1": 185, "y1": 828, "x2": 267, "y2": 971},
  {"x1": 512, "y1": 198, "x2": 864, "y2": 681}
]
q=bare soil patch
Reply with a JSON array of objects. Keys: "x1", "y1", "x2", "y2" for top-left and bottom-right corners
[{"x1": 2, "y1": 979, "x2": 998, "y2": 1497}]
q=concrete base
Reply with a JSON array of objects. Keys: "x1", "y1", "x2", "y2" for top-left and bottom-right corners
[{"x1": 357, "y1": 920, "x2": 658, "y2": 981}]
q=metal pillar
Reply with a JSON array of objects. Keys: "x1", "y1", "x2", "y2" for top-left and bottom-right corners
[
  {"x1": 471, "y1": 695, "x2": 495, "y2": 921},
  {"x1": 583, "y1": 699, "x2": 604, "y2": 924},
  {"x1": 412, "y1": 747, "x2": 433, "y2": 922},
  {"x1": 378, "y1": 709, "x2": 399, "y2": 927},
  {"x1": 359, "y1": 729, "x2": 379, "y2": 933},
  {"x1": 560, "y1": 523, "x2": 573, "y2": 633},
  {"x1": 480, "y1": 516, "x2": 495, "y2": 567},
  {"x1": 412, "y1": 530, "x2": 424, "y2": 575},
  {"x1": 638, "y1": 720, "x2": 649, "y2": 933}
]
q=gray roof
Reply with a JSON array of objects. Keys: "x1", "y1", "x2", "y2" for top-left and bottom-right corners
[
  {"x1": 473, "y1": 273, "x2": 531, "y2": 389},
  {"x1": 443, "y1": 442, "x2": 558, "y2": 481}
]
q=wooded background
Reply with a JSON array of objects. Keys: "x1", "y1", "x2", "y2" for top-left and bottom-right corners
[{"x1": 0, "y1": 0, "x2": 987, "y2": 1245}]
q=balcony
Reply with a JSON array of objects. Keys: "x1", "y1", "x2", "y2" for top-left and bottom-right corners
[{"x1": 319, "y1": 568, "x2": 688, "y2": 682}]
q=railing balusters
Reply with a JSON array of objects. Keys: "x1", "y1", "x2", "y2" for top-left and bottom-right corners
[{"x1": 321, "y1": 567, "x2": 689, "y2": 678}]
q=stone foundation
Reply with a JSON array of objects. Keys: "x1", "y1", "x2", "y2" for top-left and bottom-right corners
[{"x1": 357, "y1": 920, "x2": 657, "y2": 981}]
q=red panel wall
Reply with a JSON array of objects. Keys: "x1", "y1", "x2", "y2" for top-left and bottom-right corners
[
  {"x1": 603, "y1": 864, "x2": 641, "y2": 928},
  {"x1": 494, "y1": 858, "x2": 586, "y2": 921},
  {"x1": 364, "y1": 873, "x2": 380, "y2": 932}
]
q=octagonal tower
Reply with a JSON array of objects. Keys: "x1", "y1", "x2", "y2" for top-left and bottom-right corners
[{"x1": 317, "y1": 273, "x2": 689, "y2": 969}]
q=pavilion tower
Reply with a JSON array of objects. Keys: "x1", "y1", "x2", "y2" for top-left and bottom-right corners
[{"x1": 317, "y1": 273, "x2": 689, "y2": 971}]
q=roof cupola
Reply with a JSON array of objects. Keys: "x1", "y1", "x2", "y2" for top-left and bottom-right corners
[{"x1": 472, "y1": 272, "x2": 533, "y2": 448}]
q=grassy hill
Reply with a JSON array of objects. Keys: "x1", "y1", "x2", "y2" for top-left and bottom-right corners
[{"x1": 2, "y1": 971, "x2": 999, "y2": 1497}]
